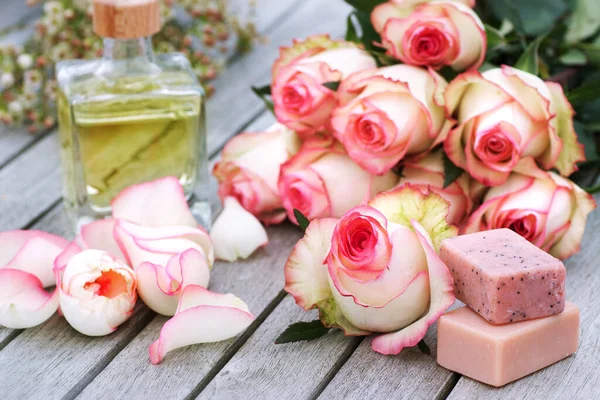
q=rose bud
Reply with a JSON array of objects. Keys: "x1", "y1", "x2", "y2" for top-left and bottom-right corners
[
  {"x1": 285, "y1": 186, "x2": 456, "y2": 355},
  {"x1": 0, "y1": 231, "x2": 69, "y2": 329},
  {"x1": 331, "y1": 64, "x2": 451, "y2": 175},
  {"x1": 111, "y1": 177, "x2": 214, "y2": 316},
  {"x1": 464, "y1": 158, "x2": 596, "y2": 260},
  {"x1": 372, "y1": 0, "x2": 485, "y2": 71},
  {"x1": 396, "y1": 150, "x2": 483, "y2": 225},
  {"x1": 271, "y1": 35, "x2": 376, "y2": 137},
  {"x1": 278, "y1": 137, "x2": 398, "y2": 224},
  {"x1": 213, "y1": 123, "x2": 301, "y2": 224},
  {"x1": 56, "y1": 249, "x2": 137, "y2": 336},
  {"x1": 444, "y1": 66, "x2": 585, "y2": 186}
]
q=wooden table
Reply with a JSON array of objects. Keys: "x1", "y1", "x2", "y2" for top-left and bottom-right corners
[{"x1": 1, "y1": 1, "x2": 599, "y2": 399}]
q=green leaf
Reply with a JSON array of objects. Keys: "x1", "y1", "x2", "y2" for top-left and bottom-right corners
[
  {"x1": 275, "y1": 320, "x2": 331, "y2": 344},
  {"x1": 489, "y1": 0, "x2": 567, "y2": 36},
  {"x1": 417, "y1": 339, "x2": 431, "y2": 355},
  {"x1": 515, "y1": 35, "x2": 545, "y2": 75},
  {"x1": 442, "y1": 153, "x2": 464, "y2": 188},
  {"x1": 251, "y1": 85, "x2": 274, "y2": 114},
  {"x1": 322, "y1": 81, "x2": 341, "y2": 91},
  {"x1": 346, "y1": 10, "x2": 384, "y2": 54},
  {"x1": 294, "y1": 209, "x2": 310, "y2": 232},
  {"x1": 485, "y1": 24, "x2": 506, "y2": 50},
  {"x1": 565, "y1": 0, "x2": 600, "y2": 43},
  {"x1": 559, "y1": 48, "x2": 587, "y2": 65},
  {"x1": 567, "y1": 77, "x2": 600, "y2": 106},
  {"x1": 573, "y1": 120, "x2": 600, "y2": 161},
  {"x1": 343, "y1": 0, "x2": 387, "y2": 13},
  {"x1": 576, "y1": 43, "x2": 600, "y2": 67},
  {"x1": 345, "y1": 13, "x2": 359, "y2": 43}
]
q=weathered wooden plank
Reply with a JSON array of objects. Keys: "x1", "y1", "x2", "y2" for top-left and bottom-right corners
[
  {"x1": 317, "y1": 319, "x2": 457, "y2": 400},
  {"x1": 77, "y1": 224, "x2": 302, "y2": 400},
  {"x1": 0, "y1": 133, "x2": 62, "y2": 230},
  {"x1": 0, "y1": 0, "x2": 40, "y2": 33},
  {"x1": 207, "y1": 0, "x2": 351, "y2": 155},
  {"x1": 198, "y1": 296, "x2": 362, "y2": 400},
  {"x1": 446, "y1": 189, "x2": 600, "y2": 399},
  {"x1": 0, "y1": 127, "x2": 44, "y2": 168}
]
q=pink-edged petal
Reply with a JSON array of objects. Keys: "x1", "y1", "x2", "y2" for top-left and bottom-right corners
[
  {"x1": 0, "y1": 269, "x2": 59, "y2": 329},
  {"x1": 210, "y1": 197, "x2": 268, "y2": 262},
  {"x1": 77, "y1": 219, "x2": 126, "y2": 262},
  {"x1": 111, "y1": 176, "x2": 197, "y2": 228},
  {"x1": 58, "y1": 290, "x2": 117, "y2": 336},
  {"x1": 0, "y1": 230, "x2": 70, "y2": 288},
  {"x1": 371, "y1": 220, "x2": 455, "y2": 355},
  {"x1": 544, "y1": 82, "x2": 586, "y2": 176},
  {"x1": 149, "y1": 285, "x2": 255, "y2": 364},
  {"x1": 136, "y1": 262, "x2": 180, "y2": 316},
  {"x1": 284, "y1": 218, "x2": 338, "y2": 310},
  {"x1": 549, "y1": 175, "x2": 596, "y2": 259}
]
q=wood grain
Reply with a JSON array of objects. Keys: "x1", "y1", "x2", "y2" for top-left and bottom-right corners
[
  {"x1": 446, "y1": 188, "x2": 600, "y2": 399},
  {"x1": 0, "y1": 0, "x2": 40, "y2": 32},
  {"x1": 77, "y1": 223, "x2": 302, "y2": 400},
  {"x1": 198, "y1": 295, "x2": 362, "y2": 400}
]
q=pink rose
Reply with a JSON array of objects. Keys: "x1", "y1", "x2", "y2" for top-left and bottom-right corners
[
  {"x1": 396, "y1": 150, "x2": 482, "y2": 225},
  {"x1": 213, "y1": 123, "x2": 300, "y2": 224},
  {"x1": 464, "y1": 159, "x2": 596, "y2": 259},
  {"x1": 285, "y1": 186, "x2": 456, "y2": 355},
  {"x1": 372, "y1": 0, "x2": 485, "y2": 71},
  {"x1": 331, "y1": 64, "x2": 451, "y2": 175},
  {"x1": 278, "y1": 137, "x2": 398, "y2": 224},
  {"x1": 271, "y1": 35, "x2": 377, "y2": 137},
  {"x1": 444, "y1": 66, "x2": 586, "y2": 186}
]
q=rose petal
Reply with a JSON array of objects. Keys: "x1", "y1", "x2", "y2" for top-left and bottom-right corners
[
  {"x1": 0, "y1": 230, "x2": 70, "y2": 288},
  {"x1": 136, "y1": 248, "x2": 210, "y2": 316},
  {"x1": 284, "y1": 218, "x2": 338, "y2": 310},
  {"x1": 77, "y1": 219, "x2": 126, "y2": 262},
  {"x1": 210, "y1": 197, "x2": 269, "y2": 262},
  {"x1": 371, "y1": 220, "x2": 455, "y2": 355},
  {"x1": 0, "y1": 269, "x2": 59, "y2": 329},
  {"x1": 111, "y1": 176, "x2": 197, "y2": 228},
  {"x1": 149, "y1": 285, "x2": 254, "y2": 364}
]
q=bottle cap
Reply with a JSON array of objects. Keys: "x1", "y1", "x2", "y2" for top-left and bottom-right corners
[{"x1": 93, "y1": 0, "x2": 161, "y2": 39}]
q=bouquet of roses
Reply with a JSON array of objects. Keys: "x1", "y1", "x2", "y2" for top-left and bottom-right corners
[{"x1": 213, "y1": 0, "x2": 599, "y2": 354}]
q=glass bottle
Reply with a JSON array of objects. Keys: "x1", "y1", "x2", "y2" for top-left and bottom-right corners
[{"x1": 56, "y1": 0, "x2": 210, "y2": 231}]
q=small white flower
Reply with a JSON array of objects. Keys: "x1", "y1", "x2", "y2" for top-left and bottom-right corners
[
  {"x1": 24, "y1": 70, "x2": 43, "y2": 92},
  {"x1": 1, "y1": 72, "x2": 15, "y2": 88},
  {"x1": 17, "y1": 54, "x2": 33, "y2": 70},
  {"x1": 43, "y1": 1, "x2": 64, "y2": 16},
  {"x1": 72, "y1": 0, "x2": 90, "y2": 12},
  {"x1": 8, "y1": 101, "x2": 24, "y2": 116}
]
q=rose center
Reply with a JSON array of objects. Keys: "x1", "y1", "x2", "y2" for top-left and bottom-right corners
[
  {"x1": 475, "y1": 128, "x2": 516, "y2": 163},
  {"x1": 508, "y1": 214, "x2": 537, "y2": 241},
  {"x1": 84, "y1": 270, "x2": 128, "y2": 299},
  {"x1": 282, "y1": 85, "x2": 307, "y2": 111},
  {"x1": 408, "y1": 24, "x2": 450, "y2": 64}
]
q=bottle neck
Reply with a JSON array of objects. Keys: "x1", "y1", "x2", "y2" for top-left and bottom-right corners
[{"x1": 98, "y1": 37, "x2": 159, "y2": 76}]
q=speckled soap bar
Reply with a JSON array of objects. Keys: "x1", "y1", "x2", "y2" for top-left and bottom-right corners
[{"x1": 439, "y1": 229, "x2": 566, "y2": 324}]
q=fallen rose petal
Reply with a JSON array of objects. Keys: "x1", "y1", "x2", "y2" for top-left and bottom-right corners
[
  {"x1": 0, "y1": 269, "x2": 60, "y2": 329},
  {"x1": 210, "y1": 197, "x2": 269, "y2": 262},
  {"x1": 149, "y1": 285, "x2": 255, "y2": 364},
  {"x1": 371, "y1": 220, "x2": 455, "y2": 355},
  {"x1": 77, "y1": 219, "x2": 126, "y2": 262},
  {"x1": 0, "y1": 230, "x2": 70, "y2": 287},
  {"x1": 111, "y1": 176, "x2": 198, "y2": 228}
]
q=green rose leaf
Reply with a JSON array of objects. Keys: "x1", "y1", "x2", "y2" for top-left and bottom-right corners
[
  {"x1": 565, "y1": 0, "x2": 600, "y2": 43},
  {"x1": 346, "y1": 10, "x2": 384, "y2": 54},
  {"x1": 489, "y1": 0, "x2": 566, "y2": 36},
  {"x1": 294, "y1": 209, "x2": 310, "y2": 232},
  {"x1": 442, "y1": 152, "x2": 464, "y2": 188},
  {"x1": 275, "y1": 320, "x2": 331, "y2": 344},
  {"x1": 322, "y1": 81, "x2": 341, "y2": 91},
  {"x1": 515, "y1": 35, "x2": 545, "y2": 75},
  {"x1": 343, "y1": 0, "x2": 387, "y2": 13},
  {"x1": 485, "y1": 24, "x2": 506, "y2": 51},
  {"x1": 251, "y1": 84, "x2": 274, "y2": 114},
  {"x1": 559, "y1": 48, "x2": 587, "y2": 65}
]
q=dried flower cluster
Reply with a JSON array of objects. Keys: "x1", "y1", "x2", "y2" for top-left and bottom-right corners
[{"x1": 0, "y1": 0, "x2": 257, "y2": 133}]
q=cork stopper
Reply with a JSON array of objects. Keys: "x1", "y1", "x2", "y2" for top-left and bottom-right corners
[{"x1": 93, "y1": 0, "x2": 161, "y2": 39}]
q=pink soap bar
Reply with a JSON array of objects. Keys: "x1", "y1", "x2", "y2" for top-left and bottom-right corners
[
  {"x1": 440, "y1": 229, "x2": 566, "y2": 324},
  {"x1": 437, "y1": 302, "x2": 579, "y2": 387}
]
